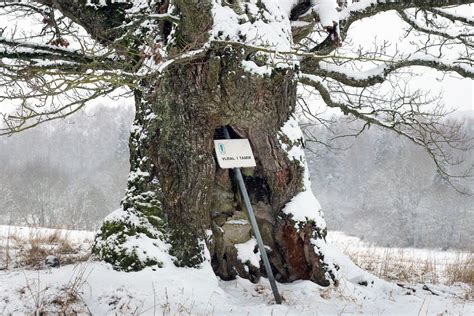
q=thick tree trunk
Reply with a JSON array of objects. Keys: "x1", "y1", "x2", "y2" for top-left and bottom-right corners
[
  {"x1": 93, "y1": 1, "x2": 339, "y2": 287},
  {"x1": 93, "y1": 46, "x2": 339, "y2": 286}
]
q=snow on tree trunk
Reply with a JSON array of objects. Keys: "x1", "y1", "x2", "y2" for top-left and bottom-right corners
[{"x1": 93, "y1": 0, "x2": 340, "y2": 286}]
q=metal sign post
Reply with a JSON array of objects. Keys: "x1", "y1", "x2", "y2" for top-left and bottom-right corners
[{"x1": 217, "y1": 126, "x2": 282, "y2": 304}]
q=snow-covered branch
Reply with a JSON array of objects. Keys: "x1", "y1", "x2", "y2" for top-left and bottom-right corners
[
  {"x1": 429, "y1": 7, "x2": 474, "y2": 25},
  {"x1": 301, "y1": 54, "x2": 473, "y2": 87},
  {"x1": 0, "y1": 37, "x2": 110, "y2": 66},
  {"x1": 340, "y1": 0, "x2": 474, "y2": 31},
  {"x1": 399, "y1": 11, "x2": 472, "y2": 41},
  {"x1": 305, "y1": 0, "x2": 474, "y2": 54}
]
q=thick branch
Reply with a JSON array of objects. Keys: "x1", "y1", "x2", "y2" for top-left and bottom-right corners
[
  {"x1": 31, "y1": 0, "x2": 132, "y2": 45},
  {"x1": 339, "y1": 0, "x2": 474, "y2": 35},
  {"x1": 429, "y1": 7, "x2": 474, "y2": 25},
  {"x1": 0, "y1": 37, "x2": 103, "y2": 65}
]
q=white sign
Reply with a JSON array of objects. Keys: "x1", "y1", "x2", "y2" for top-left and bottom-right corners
[{"x1": 214, "y1": 139, "x2": 257, "y2": 169}]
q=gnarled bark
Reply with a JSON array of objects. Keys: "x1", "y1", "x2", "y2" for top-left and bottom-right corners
[{"x1": 93, "y1": 39, "x2": 339, "y2": 285}]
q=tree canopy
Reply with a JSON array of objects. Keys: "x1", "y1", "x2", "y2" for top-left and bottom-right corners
[{"x1": 1, "y1": 0, "x2": 472, "y2": 188}]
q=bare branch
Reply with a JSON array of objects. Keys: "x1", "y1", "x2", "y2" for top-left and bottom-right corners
[
  {"x1": 398, "y1": 9, "x2": 473, "y2": 48},
  {"x1": 0, "y1": 85, "x2": 125, "y2": 136},
  {"x1": 429, "y1": 7, "x2": 474, "y2": 25},
  {"x1": 299, "y1": 74, "x2": 473, "y2": 192},
  {"x1": 308, "y1": 0, "x2": 474, "y2": 54},
  {"x1": 301, "y1": 54, "x2": 473, "y2": 87}
]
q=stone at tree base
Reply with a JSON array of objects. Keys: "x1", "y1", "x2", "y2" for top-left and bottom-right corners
[{"x1": 222, "y1": 219, "x2": 252, "y2": 245}]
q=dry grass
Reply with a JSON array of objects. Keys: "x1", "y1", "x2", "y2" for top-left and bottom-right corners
[
  {"x1": 444, "y1": 253, "x2": 474, "y2": 299},
  {"x1": 344, "y1": 246, "x2": 473, "y2": 294},
  {"x1": 1, "y1": 227, "x2": 91, "y2": 270},
  {"x1": 346, "y1": 247, "x2": 439, "y2": 284},
  {"x1": 445, "y1": 254, "x2": 474, "y2": 285},
  {"x1": 50, "y1": 264, "x2": 92, "y2": 313},
  {"x1": 22, "y1": 240, "x2": 49, "y2": 268}
]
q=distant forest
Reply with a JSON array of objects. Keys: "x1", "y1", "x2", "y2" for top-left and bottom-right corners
[
  {"x1": 0, "y1": 105, "x2": 133, "y2": 230},
  {"x1": 306, "y1": 113, "x2": 473, "y2": 250},
  {"x1": 0, "y1": 105, "x2": 472, "y2": 250}
]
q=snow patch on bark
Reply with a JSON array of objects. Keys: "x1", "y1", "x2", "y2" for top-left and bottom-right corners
[
  {"x1": 279, "y1": 115, "x2": 315, "y2": 190},
  {"x1": 282, "y1": 191, "x2": 326, "y2": 228},
  {"x1": 235, "y1": 238, "x2": 260, "y2": 268},
  {"x1": 313, "y1": 0, "x2": 339, "y2": 28},
  {"x1": 211, "y1": 0, "x2": 293, "y2": 51},
  {"x1": 311, "y1": 238, "x2": 342, "y2": 281},
  {"x1": 241, "y1": 60, "x2": 272, "y2": 76},
  {"x1": 279, "y1": 116, "x2": 327, "y2": 229},
  {"x1": 279, "y1": 116, "x2": 305, "y2": 163}
]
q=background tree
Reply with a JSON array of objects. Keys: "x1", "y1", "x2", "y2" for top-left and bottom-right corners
[{"x1": 0, "y1": 0, "x2": 472, "y2": 287}]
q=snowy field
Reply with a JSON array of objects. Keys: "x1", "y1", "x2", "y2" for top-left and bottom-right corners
[
  {"x1": 0, "y1": 225, "x2": 472, "y2": 315},
  {"x1": 327, "y1": 232, "x2": 473, "y2": 286}
]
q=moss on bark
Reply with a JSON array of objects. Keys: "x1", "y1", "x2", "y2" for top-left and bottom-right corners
[{"x1": 92, "y1": 2, "x2": 338, "y2": 287}]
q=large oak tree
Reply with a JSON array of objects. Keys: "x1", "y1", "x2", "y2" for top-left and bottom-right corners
[{"x1": 0, "y1": 0, "x2": 472, "y2": 287}]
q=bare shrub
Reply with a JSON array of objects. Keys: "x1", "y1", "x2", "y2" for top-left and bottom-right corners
[
  {"x1": 0, "y1": 227, "x2": 12, "y2": 270},
  {"x1": 46, "y1": 230, "x2": 62, "y2": 244},
  {"x1": 21, "y1": 271, "x2": 47, "y2": 312},
  {"x1": 56, "y1": 238, "x2": 75, "y2": 254}
]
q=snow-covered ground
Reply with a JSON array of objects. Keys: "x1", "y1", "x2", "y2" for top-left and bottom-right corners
[{"x1": 0, "y1": 225, "x2": 472, "y2": 315}]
